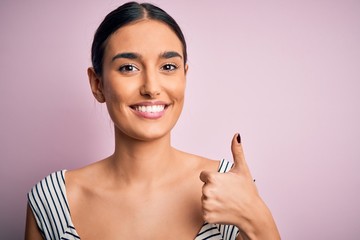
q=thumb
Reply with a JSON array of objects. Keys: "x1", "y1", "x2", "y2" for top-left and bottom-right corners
[{"x1": 230, "y1": 133, "x2": 250, "y2": 174}]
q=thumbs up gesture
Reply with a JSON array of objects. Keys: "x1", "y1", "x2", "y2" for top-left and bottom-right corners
[{"x1": 200, "y1": 133, "x2": 280, "y2": 239}]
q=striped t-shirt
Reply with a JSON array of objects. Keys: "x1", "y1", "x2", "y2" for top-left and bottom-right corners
[{"x1": 28, "y1": 159, "x2": 239, "y2": 239}]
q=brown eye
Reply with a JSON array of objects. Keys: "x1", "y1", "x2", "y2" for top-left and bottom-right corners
[
  {"x1": 161, "y1": 63, "x2": 178, "y2": 72},
  {"x1": 119, "y1": 64, "x2": 139, "y2": 72}
]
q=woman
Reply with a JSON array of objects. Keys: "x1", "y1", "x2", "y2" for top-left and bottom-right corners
[{"x1": 25, "y1": 2, "x2": 280, "y2": 239}]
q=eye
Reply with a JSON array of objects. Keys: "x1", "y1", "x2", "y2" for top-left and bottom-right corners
[
  {"x1": 161, "y1": 63, "x2": 178, "y2": 72},
  {"x1": 119, "y1": 64, "x2": 139, "y2": 73}
]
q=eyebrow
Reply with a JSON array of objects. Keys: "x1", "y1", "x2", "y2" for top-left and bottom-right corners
[
  {"x1": 161, "y1": 51, "x2": 182, "y2": 59},
  {"x1": 112, "y1": 52, "x2": 140, "y2": 62},
  {"x1": 111, "y1": 51, "x2": 182, "y2": 62}
]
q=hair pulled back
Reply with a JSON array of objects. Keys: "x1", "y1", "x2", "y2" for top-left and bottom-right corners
[{"x1": 91, "y1": 1, "x2": 187, "y2": 76}]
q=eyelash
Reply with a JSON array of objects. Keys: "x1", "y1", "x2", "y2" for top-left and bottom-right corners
[
  {"x1": 161, "y1": 63, "x2": 179, "y2": 72},
  {"x1": 118, "y1": 63, "x2": 179, "y2": 73},
  {"x1": 119, "y1": 64, "x2": 139, "y2": 73}
]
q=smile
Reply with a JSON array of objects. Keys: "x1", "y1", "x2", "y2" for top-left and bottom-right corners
[
  {"x1": 130, "y1": 102, "x2": 169, "y2": 119},
  {"x1": 133, "y1": 105, "x2": 166, "y2": 113}
]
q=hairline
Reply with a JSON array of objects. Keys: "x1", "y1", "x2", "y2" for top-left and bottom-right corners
[{"x1": 99, "y1": 17, "x2": 186, "y2": 75}]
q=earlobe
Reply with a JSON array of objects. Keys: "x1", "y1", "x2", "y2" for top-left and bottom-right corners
[{"x1": 88, "y1": 67, "x2": 105, "y2": 103}]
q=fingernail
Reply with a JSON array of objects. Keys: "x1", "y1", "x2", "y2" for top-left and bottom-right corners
[{"x1": 237, "y1": 133, "x2": 241, "y2": 143}]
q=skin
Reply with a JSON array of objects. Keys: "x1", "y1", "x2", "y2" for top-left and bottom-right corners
[{"x1": 25, "y1": 19, "x2": 280, "y2": 240}]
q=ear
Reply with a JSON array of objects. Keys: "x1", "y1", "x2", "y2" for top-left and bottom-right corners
[
  {"x1": 184, "y1": 64, "x2": 189, "y2": 76},
  {"x1": 88, "y1": 67, "x2": 105, "y2": 103}
]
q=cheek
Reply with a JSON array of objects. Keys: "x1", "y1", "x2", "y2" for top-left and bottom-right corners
[
  {"x1": 103, "y1": 78, "x2": 137, "y2": 103},
  {"x1": 167, "y1": 79, "x2": 186, "y2": 101},
  {"x1": 103, "y1": 83, "x2": 131, "y2": 120}
]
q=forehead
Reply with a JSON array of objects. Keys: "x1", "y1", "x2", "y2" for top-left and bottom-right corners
[{"x1": 104, "y1": 19, "x2": 183, "y2": 58}]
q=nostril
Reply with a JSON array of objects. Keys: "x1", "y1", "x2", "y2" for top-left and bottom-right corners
[{"x1": 140, "y1": 87, "x2": 161, "y2": 98}]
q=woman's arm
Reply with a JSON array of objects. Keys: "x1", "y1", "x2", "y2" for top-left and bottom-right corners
[
  {"x1": 200, "y1": 133, "x2": 280, "y2": 239},
  {"x1": 25, "y1": 204, "x2": 44, "y2": 240},
  {"x1": 235, "y1": 199, "x2": 280, "y2": 240}
]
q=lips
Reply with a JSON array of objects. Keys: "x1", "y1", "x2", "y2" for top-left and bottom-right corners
[{"x1": 130, "y1": 101, "x2": 169, "y2": 119}]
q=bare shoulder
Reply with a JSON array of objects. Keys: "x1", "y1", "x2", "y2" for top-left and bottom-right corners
[
  {"x1": 198, "y1": 156, "x2": 221, "y2": 172},
  {"x1": 175, "y1": 149, "x2": 221, "y2": 173},
  {"x1": 65, "y1": 158, "x2": 109, "y2": 196}
]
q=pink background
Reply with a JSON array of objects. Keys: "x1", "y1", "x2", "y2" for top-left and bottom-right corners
[{"x1": 1, "y1": 0, "x2": 360, "y2": 239}]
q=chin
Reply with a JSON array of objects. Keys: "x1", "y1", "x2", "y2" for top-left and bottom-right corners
[
  {"x1": 136, "y1": 125, "x2": 174, "y2": 141},
  {"x1": 114, "y1": 123, "x2": 173, "y2": 142}
]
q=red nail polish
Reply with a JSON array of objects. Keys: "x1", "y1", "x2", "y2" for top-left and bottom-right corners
[{"x1": 237, "y1": 133, "x2": 241, "y2": 143}]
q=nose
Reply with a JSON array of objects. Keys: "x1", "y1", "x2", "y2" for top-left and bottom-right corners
[{"x1": 140, "y1": 69, "x2": 161, "y2": 98}]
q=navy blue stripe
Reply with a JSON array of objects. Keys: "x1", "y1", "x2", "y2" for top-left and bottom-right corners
[
  {"x1": 45, "y1": 176, "x2": 62, "y2": 237},
  {"x1": 228, "y1": 224, "x2": 232, "y2": 239},
  {"x1": 49, "y1": 173, "x2": 65, "y2": 234},
  {"x1": 217, "y1": 223, "x2": 222, "y2": 232},
  {"x1": 55, "y1": 171, "x2": 72, "y2": 228},
  {"x1": 60, "y1": 170, "x2": 71, "y2": 213},
  {"x1": 223, "y1": 161, "x2": 230, "y2": 172},
  {"x1": 197, "y1": 225, "x2": 218, "y2": 236},
  {"x1": 218, "y1": 159, "x2": 225, "y2": 172},
  {"x1": 228, "y1": 225, "x2": 235, "y2": 239},
  {"x1": 223, "y1": 224, "x2": 229, "y2": 239},
  {"x1": 41, "y1": 178, "x2": 60, "y2": 239},
  {"x1": 218, "y1": 159, "x2": 232, "y2": 173},
  {"x1": 203, "y1": 232, "x2": 221, "y2": 239},
  {"x1": 56, "y1": 171, "x2": 70, "y2": 216},
  {"x1": 36, "y1": 182, "x2": 55, "y2": 239},
  {"x1": 28, "y1": 191, "x2": 46, "y2": 238},
  {"x1": 65, "y1": 230, "x2": 81, "y2": 239},
  {"x1": 55, "y1": 171, "x2": 71, "y2": 226}
]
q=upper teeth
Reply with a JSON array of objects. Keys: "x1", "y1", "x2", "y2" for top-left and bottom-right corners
[{"x1": 134, "y1": 105, "x2": 165, "y2": 113}]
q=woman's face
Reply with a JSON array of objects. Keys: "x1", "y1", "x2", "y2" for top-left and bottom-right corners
[{"x1": 91, "y1": 19, "x2": 187, "y2": 141}]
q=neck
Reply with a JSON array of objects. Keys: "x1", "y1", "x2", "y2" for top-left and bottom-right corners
[{"x1": 108, "y1": 128, "x2": 176, "y2": 185}]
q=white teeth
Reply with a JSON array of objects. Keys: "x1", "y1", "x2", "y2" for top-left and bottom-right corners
[{"x1": 134, "y1": 105, "x2": 165, "y2": 113}]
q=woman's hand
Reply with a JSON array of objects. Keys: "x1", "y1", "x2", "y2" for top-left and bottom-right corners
[{"x1": 200, "y1": 133, "x2": 280, "y2": 239}]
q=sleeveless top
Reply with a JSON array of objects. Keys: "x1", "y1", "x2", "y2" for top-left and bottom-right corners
[{"x1": 28, "y1": 159, "x2": 240, "y2": 239}]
